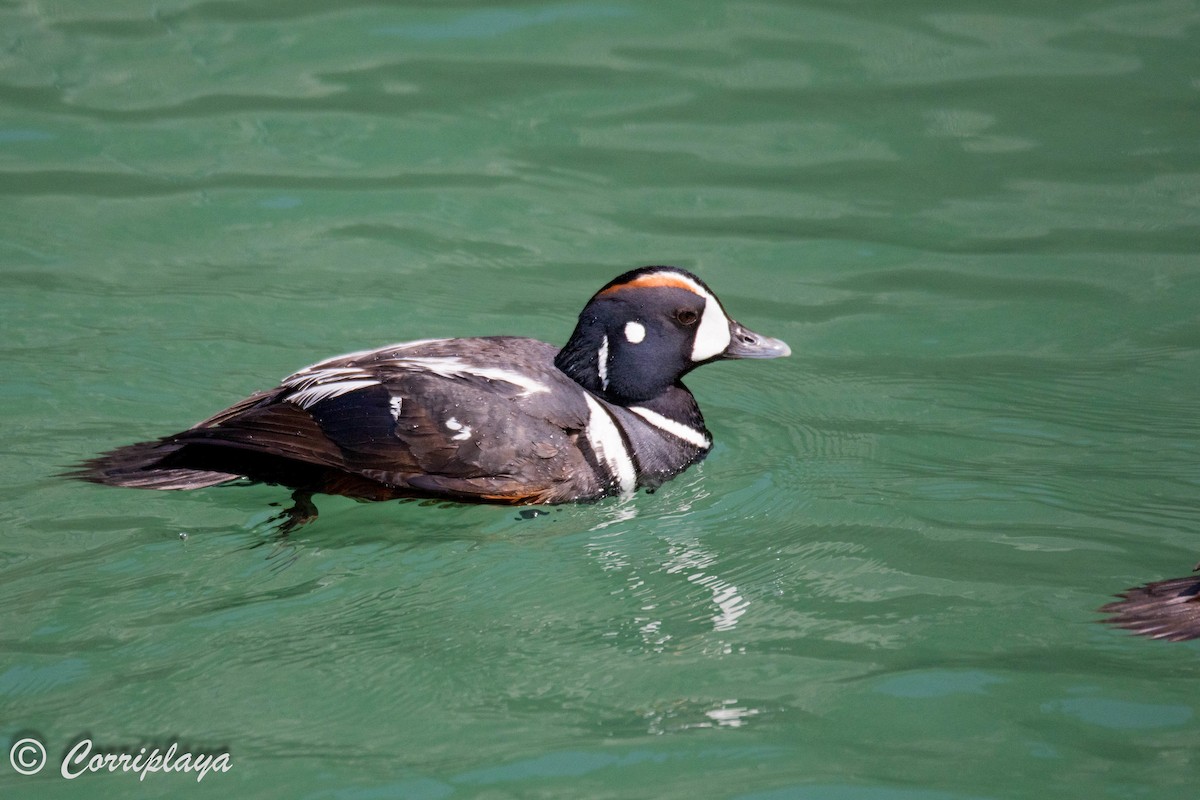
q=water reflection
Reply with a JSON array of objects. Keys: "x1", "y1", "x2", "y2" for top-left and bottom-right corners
[
  {"x1": 585, "y1": 481, "x2": 752, "y2": 649},
  {"x1": 640, "y1": 698, "x2": 762, "y2": 735},
  {"x1": 667, "y1": 542, "x2": 749, "y2": 633}
]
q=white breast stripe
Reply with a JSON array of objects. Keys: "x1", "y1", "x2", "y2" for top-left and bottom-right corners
[
  {"x1": 630, "y1": 406, "x2": 711, "y2": 449},
  {"x1": 584, "y1": 394, "x2": 637, "y2": 496},
  {"x1": 389, "y1": 396, "x2": 404, "y2": 422},
  {"x1": 598, "y1": 335, "x2": 610, "y2": 391},
  {"x1": 396, "y1": 357, "x2": 550, "y2": 396}
]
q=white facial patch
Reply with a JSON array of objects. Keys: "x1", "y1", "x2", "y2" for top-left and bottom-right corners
[
  {"x1": 624, "y1": 321, "x2": 646, "y2": 344},
  {"x1": 389, "y1": 395, "x2": 404, "y2": 422},
  {"x1": 691, "y1": 297, "x2": 732, "y2": 362},
  {"x1": 598, "y1": 335, "x2": 609, "y2": 391},
  {"x1": 583, "y1": 394, "x2": 636, "y2": 496},
  {"x1": 623, "y1": 270, "x2": 732, "y2": 362}
]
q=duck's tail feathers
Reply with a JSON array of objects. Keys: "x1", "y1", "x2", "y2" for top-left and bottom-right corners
[{"x1": 62, "y1": 439, "x2": 239, "y2": 491}]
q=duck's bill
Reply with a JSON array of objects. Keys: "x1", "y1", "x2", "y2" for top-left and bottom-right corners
[{"x1": 723, "y1": 321, "x2": 791, "y2": 359}]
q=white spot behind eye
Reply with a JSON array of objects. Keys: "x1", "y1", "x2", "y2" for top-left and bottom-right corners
[{"x1": 624, "y1": 321, "x2": 646, "y2": 344}]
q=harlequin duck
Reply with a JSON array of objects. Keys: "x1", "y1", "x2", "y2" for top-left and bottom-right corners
[
  {"x1": 70, "y1": 266, "x2": 790, "y2": 528},
  {"x1": 1100, "y1": 569, "x2": 1200, "y2": 642}
]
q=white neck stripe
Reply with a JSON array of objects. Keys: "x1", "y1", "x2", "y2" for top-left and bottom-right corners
[
  {"x1": 629, "y1": 406, "x2": 711, "y2": 449},
  {"x1": 598, "y1": 335, "x2": 609, "y2": 391}
]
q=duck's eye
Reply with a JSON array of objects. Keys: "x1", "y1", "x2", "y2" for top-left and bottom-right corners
[{"x1": 675, "y1": 309, "x2": 699, "y2": 326}]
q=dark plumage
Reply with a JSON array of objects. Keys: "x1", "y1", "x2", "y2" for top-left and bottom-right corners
[
  {"x1": 68, "y1": 266, "x2": 789, "y2": 528},
  {"x1": 1100, "y1": 571, "x2": 1200, "y2": 642}
]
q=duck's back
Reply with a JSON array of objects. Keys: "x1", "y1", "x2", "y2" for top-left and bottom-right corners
[{"x1": 76, "y1": 337, "x2": 610, "y2": 504}]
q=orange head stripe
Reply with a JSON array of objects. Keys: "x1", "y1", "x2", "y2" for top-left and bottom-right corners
[{"x1": 598, "y1": 274, "x2": 701, "y2": 297}]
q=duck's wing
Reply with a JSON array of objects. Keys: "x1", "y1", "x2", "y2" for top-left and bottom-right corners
[{"x1": 71, "y1": 339, "x2": 595, "y2": 504}]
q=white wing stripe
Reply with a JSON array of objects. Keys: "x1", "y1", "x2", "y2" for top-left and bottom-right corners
[
  {"x1": 282, "y1": 353, "x2": 550, "y2": 410},
  {"x1": 293, "y1": 339, "x2": 451, "y2": 373},
  {"x1": 388, "y1": 357, "x2": 550, "y2": 396},
  {"x1": 288, "y1": 379, "x2": 380, "y2": 408},
  {"x1": 284, "y1": 366, "x2": 374, "y2": 390}
]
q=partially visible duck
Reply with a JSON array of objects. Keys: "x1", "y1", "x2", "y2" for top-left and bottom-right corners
[{"x1": 1101, "y1": 569, "x2": 1200, "y2": 641}]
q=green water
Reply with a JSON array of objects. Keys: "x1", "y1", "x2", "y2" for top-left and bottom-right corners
[{"x1": 3, "y1": 1, "x2": 1199, "y2": 797}]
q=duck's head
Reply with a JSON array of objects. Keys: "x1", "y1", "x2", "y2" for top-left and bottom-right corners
[{"x1": 556, "y1": 266, "x2": 791, "y2": 404}]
